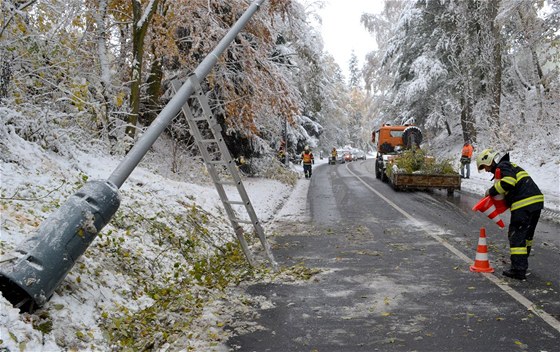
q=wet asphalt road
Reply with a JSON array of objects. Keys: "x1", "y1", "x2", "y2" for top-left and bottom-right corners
[{"x1": 228, "y1": 160, "x2": 560, "y2": 351}]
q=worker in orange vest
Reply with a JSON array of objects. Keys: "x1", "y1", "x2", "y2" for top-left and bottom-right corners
[
  {"x1": 460, "y1": 141, "x2": 474, "y2": 179},
  {"x1": 301, "y1": 146, "x2": 314, "y2": 179},
  {"x1": 330, "y1": 148, "x2": 338, "y2": 165}
]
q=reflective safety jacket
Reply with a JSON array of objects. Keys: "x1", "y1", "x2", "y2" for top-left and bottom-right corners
[
  {"x1": 302, "y1": 151, "x2": 314, "y2": 165},
  {"x1": 462, "y1": 144, "x2": 474, "y2": 158},
  {"x1": 489, "y1": 155, "x2": 544, "y2": 212}
]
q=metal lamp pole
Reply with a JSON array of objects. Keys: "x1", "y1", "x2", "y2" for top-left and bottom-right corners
[{"x1": 284, "y1": 115, "x2": 289, "y2": 165}]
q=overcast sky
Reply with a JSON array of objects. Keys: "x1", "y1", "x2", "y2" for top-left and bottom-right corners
[{"x1": 316, "y1": 0, "x2": 384, "y2": 78}]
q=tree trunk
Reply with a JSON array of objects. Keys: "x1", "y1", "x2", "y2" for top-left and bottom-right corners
[
  {"x1": 530, "y1": 48, "x2": 546, "y2": 122},
  {"x1": 125, "y1": 0, "x2": 160, "y2": 145},
  {"x1": 143, "y1": 43, "x2": 163, "y2": 125},
  {"x1": 489, "y1": 0, "x2": 502, "y2": 132},
  {"x1": 0, "y1": 53, "x2": 12, "y2": 103},
  {"x1": 516, "y1": 8, "x2": 546, "y2": 122},
  {"x1": 441, "y1": 106, "x2": 451, "y2": 136},
  {"x1": 444, "y1": 120, "x2": 451, "y2": 136},
  {"x1": 125, "y1": 28, "x2": 145, "y2": 142},
  {"x1": 460, "y1": 89, "x2": 476, "y2": 144},
  {"x1": 94, "y1": 0, "x2": 111, "y2": 134}
]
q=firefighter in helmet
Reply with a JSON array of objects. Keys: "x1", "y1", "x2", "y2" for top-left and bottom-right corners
[{"x1": 476, "y1": 149, "x2": 544, "y2": 280}]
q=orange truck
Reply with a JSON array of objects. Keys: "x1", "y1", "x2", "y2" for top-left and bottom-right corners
[{"x1": 372, "y1": 123, "x2": 461, "y2": 195}]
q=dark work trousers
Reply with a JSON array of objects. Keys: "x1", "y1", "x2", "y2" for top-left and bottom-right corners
[
  {"x1": 303, "y1": 164, "x2": 312, "y2": 178},
  {"x1": 508, "y1": 208, "x2": 541, "y2": 272}
]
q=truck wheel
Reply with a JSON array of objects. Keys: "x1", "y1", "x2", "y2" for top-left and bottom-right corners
[
  {"x1": 402, "y1": 126, "x2": 423, "y2": 148},
  {"x1": 375, "y1": 162, "x2": 381, "y2": 179},
  {"x1": 381, "y1": 170, "x2": 388, "y2": 183},
  {"x1": 379, "y1": 142, "x2": 394, "y2": 154}
]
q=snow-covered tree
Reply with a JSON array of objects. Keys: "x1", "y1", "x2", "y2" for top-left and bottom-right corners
[
  {"x1": 1, "y1": 0, "x2": 318, "y2": 163},
  {"x1": 315, "y1": 55, "x2": 352, "y2": 150},
  {"x1": 361, "y1": 0, "x2": 407, "y2": 132},
  {"x1": 362, "y1": 0, "x2": 558, "y2": 152},
  {"x1": 348, "y1": 51, "x2": 361, "y2": 88}
]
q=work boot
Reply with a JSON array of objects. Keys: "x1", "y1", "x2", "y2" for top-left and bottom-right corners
[{"x1": 502, "y1": 269, "x2": 526, "y2": 280}]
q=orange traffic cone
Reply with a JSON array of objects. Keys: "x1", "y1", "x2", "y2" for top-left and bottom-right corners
[
  {"x1": 472, "y1": 195, "x2": 507, "y2": 228},
  {"x1": 470, "y1": 228, "x2": 494, "y2": 273}
]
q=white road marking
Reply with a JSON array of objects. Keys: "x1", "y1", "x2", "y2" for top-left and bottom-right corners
[{"x1": 345, "y1": 164, "x2": 560, "y2": 333}]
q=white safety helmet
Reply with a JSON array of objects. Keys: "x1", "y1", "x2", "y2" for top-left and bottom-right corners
[{"x1": 476, "y1": 148, "x2": 498, "y2": 171}]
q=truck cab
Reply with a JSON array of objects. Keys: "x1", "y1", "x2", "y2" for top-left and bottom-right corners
[{"x1": 372, "y1": 124, "x2": 422, "y2": 181}]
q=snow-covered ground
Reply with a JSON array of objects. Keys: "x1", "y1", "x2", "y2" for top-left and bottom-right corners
[{"x1": 1, "y1": 117, "x2": 558, "y2": 350}]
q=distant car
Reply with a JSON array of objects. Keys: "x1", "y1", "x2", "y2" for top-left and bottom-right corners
[
  {"x1": 354, "y1": 149, "x2": 366, "y2": 160},
  {"x1": 336, "y1": 149, "x2": 346, "y2": 164},
  {"x1": 343, "y1": 151, "x2": 353, "y2": 162}
]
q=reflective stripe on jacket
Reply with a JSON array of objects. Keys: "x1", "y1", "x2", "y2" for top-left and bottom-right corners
[{"x1": 489, "y1": 158, "x2": 544, "y2": 212}]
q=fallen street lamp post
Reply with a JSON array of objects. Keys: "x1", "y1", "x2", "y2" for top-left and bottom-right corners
[
  {"x1": 0, "y1": 181, "x2": 120, "y2": 312},
  {"x1": 0, "y1": 0, "x2": 267, "y2": 313}
]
